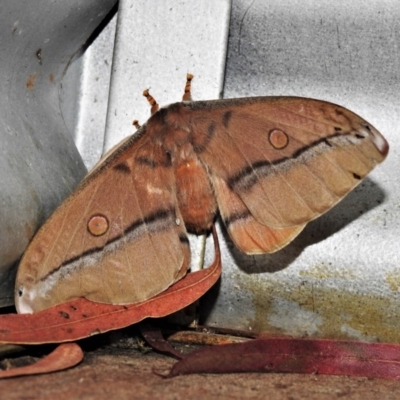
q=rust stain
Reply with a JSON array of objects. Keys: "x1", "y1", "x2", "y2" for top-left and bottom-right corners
[
  {"x1": 385, "y1": 271, "x2": 400, "y2": 292},
  {"x1": 26, "y1": 74, "x2": 36, "y2": 90},
  {"x1": 49, "y1": 74, "x2": 55, "y2": 84},
  {"x1": 299, "y1": 263, "x2": 358, "y2": 280},
  {"x1": 236, "y1": 273, "x2": 400, "y2": 343}
]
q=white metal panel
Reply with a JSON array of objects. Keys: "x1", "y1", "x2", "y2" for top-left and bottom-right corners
[{"x1": 201, "y1": 0, "x2": 400, "y2": 342}]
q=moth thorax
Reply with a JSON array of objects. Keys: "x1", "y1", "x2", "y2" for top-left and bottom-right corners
[
  {"x1": 175, "y1": 154, "x2": 217, "y2": 234},
  {"x1": 164, "y1": 102, "x2": 192, "y2": 130}
]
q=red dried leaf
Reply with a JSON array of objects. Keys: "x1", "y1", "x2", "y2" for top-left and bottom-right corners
[
  {"x1": 0, "y1": 343, "x2": 83, "y2": 378},
  {"x1": 140, "y1": 323, "x2": 184, "y2": 360},
  {"x1": 165, "y1": 337, "x2": 400, "y2": 380}
]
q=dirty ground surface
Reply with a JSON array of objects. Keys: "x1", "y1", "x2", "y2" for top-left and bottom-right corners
[{"x1": 1, "y1": 329, "x2": 400, "y2": 400}]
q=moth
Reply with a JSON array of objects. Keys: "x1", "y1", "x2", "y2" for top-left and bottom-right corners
[{"x1": 15, "y1": 74, "x2": 389, "y2": 314}]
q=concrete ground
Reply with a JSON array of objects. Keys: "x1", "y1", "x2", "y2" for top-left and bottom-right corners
[{"x1": 1, "y1": 329, "x2": 400, "y2": 400}]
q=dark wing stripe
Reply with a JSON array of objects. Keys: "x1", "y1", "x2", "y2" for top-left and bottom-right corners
[
  {"x1": 114, "y1": 163, "x2": 131, "y2": 173},
  {"x1": 223, "y1": 211, "x2": 251, "y2": 228},
  {"x1": 193, "y1": 121, "x2": 216, "y2": 153},
  {"x1": 227, "y1": 132, "x2": 353, "y2": 192},
  {"x1": 222, "y1": 110, "x2": 232, "y2": 128},
  {"x1": 40, "y1": 208, "x2": 177, "y2": 283}
]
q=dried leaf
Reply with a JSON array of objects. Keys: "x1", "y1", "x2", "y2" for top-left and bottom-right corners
[
  {"x1": 140, "y1": 323, "x2": 184, "y2": 360},
  {"x1": 0, "y1": 343, "x2": 83, "y2": 378},
  {"x1": 165, "y1": 337, "x2": 400, "y2": 380}
]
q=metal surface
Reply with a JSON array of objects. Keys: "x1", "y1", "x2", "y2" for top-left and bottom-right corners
[
  {"x1": 200, "y1": 0, "x2": 400, "y2": 342},
  {"x1": 62, "y1": 14, "x2": 117, "y2": 170},
  {"x1": 0, "y1": 0, "x2": 117, "y2": 306}
]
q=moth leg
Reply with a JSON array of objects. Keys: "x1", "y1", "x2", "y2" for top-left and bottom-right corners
[
  {"x1": 132, "y1": 119, "x2": 141, "y2": 130},
  {"x1": 143, "y1": 89, "x2": 159, "y2": 115},
  {"x1": 182, "y1": 73, "x2": 194, "y2": 101}
]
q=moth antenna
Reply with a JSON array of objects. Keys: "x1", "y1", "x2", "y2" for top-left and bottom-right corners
[
  {"x1": 143, "y1": 89, "x2": 159, "y2": 115},
  {"x1": 182, "y1": 73, "x2": 194, "y2": 101},
  {"x1": 132, "y1": 119, "x2": 141, "y2": 130}
]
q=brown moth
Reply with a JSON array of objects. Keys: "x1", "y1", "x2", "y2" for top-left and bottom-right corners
[{"x1": 15, "y1": 74, "x2": 389, "y2": 314}]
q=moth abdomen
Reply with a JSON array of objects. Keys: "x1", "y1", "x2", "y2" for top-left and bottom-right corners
[{"x1": 175, "y1": 148, "x2": 217, "y2": 234}]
